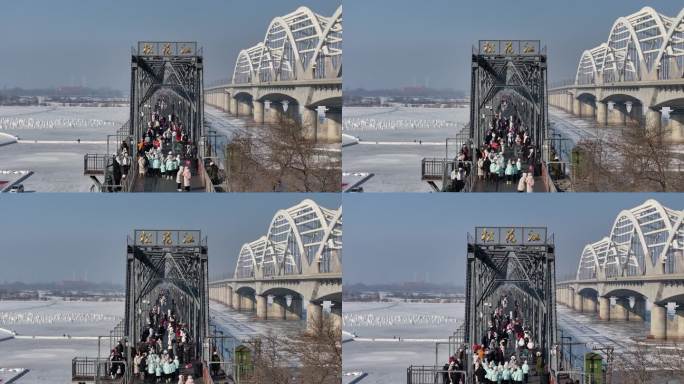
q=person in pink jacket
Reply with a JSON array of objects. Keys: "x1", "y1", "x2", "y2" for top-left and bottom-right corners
[{"x1": 182, "y1": 162, "x2": 191, "y2": 192}]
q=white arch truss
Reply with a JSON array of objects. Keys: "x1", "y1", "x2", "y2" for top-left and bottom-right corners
[
  {"x1": 574, "y1": 6, "x2": 684, "y2": 84},
  {"x1": 231, "y1": 6, "x2": 343, "y2": 84},
  {"x1": 233, "y1": 199, "x2": 342, "y2": 279},
  {"x1": 576, "y1": 199, "x2": 684, "y2": 280}
]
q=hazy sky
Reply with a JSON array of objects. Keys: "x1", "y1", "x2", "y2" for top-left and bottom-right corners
[
  {"x1": 344, "y1": 0, "x2": 684, "y2": 90},
  {"x1": 0, "y1": 0, "x2": 340, "y2": 90},
  {"x1": 343, "y1": 194, "x2": 683, "y2": 285},
  {"x1": 0, "y1": 194, "x2": 340, "y2": 284}
]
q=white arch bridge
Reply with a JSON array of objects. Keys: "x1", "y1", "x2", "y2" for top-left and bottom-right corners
[
  {"x1": 557, "y1": 199, "x2": 684, "y2": 340},
  {"x1": 208, "y1": 199, "x2": 342, "y2": 332},
  {"x1": 549, "y1": 6, "x2": 684, "y2": 143},
  {"x1": 205, "y1": 6, "x2": 342, "y2": 144}
]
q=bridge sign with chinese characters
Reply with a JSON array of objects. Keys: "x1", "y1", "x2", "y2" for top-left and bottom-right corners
[
  {"x1": 137, "y1": 41, "x2": 198, "y2": 57},
  {"x1": 134, "y1": 230, "x2": 201, "y2": 247},
  {"x1": 474, "y1": 226, "x2": 547, "y2": 246},
  {"x1": 478, "y1": 40, "x2": 540, "y2": 56}
]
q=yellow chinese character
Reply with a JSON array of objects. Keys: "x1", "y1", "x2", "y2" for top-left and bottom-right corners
[
  {"x1": 528, "y1": 231, "x2": 541, "y2": 242},
  {"x1": 139, "y1": 231, "x2": 152, "y2": 244},
  {"x1": 481, "y1": 229, "x2": 494, "y2": 242},
  {"x1": 505, "y1": 42, "x2": 514, "y2": 55},
  {"x1": 143, "y1": 44, "x2": 153, "y2": 55},
  {"x1": 183, "y1": 233, "x2": 195, "y2": 244},
  {"x1": 162, "y1": 232, "x2": 173, "y2": 245},
  {"x1": 505, "y1": 229, "x2": 517, "y2": 244},
  {"x1": 483, "y1": 42, "x2": 495, "y2": 54},
  {"x1": 180, "y1": 46, "x2": 192, "y2": 55},
  {"x1": 523, "y1": 43, "x2": 535, "y2": 54},
  {"x1": 163, "y1": 43, "x2": 172, "y2": 56}
]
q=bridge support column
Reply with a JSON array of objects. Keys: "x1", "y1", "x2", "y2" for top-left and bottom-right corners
[
  {"x1": 302, "y1": 107, "x2": 318, "y2": 141},
  {"x1": 666, "y1": 111, "x2": 684, "y2": 143},
  {"x1": 223, "y1": 93, "x2": 230, "y2": 112},
  {"x1": 306, "y1": 302, "x2": 323, "y2": 333},
  {"x1": 645, "y1": 108, "x2": 661, "y2": 133},
  {"x1": 599, "y1": 296, "x2": 610, "y2": 320},
  {"x1": 241, "y1": 295, "x2": 255, "y2": 311},
  {"x1": 324, "y1": 108, "x2": 342, "y2": 144},
  {"x1": 226, "y1": 286, "x2": 233, "y2": 307},
  {"x1": 256, "y1": 295, "x2": 267, "y2": 319},
  {"x1": 271, "y1": 296, "x2": 287, "y2": 320},
  {"x1": 612, "y1": 298, "x2": 629, "y2": 320},
  {"x1": 650, "y1": 304, "x2": 667, "y2": 340},
  {"x1": 232, "y1": 292, "x2": 241, "y2": 311},
  {"x1": 572, "y1": 98, "x2": 581, "y2": 116},
  {"x1": 581, "y1": 101, "x2": 596, "y2": 118},
  {"x1": 253, "y1": 100, "x2": 264, "y2": 124},
  {"x1": 230, "y1": 98, "x2": 238, "y2": 117},
  {"x1": 574, "y1": 293, "x2": 583, "y2": 312},
  {"x1": 596, "y1": 101, "x2": 607, "y2": 126}
]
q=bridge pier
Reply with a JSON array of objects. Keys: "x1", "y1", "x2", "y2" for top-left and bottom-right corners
[
  {"x1": 580, "y1": 101, "x2": 596, "y2": 118},
  {"x1": 596, "y1": 101, "x2": 607, "y2": 126},
  {"x1": 256, "y1": 295, "x2": 267, "y2": 319},
  {"x1": 330, "y1": 302, "x2": 342, "y2": 330},
  {"x1": 253, "y1": 100, "x2": 264, "y2": 124},
  {"x1": 302, "y1": 107, "x2": 318, "y2": 141},
  {"x1": 323, "y1": 108, "x2": 342, "y2": 144},
  {"x1": 573, "y1": 292, "x2": 583, "y2": 312},
  {"x1": 572, "y1": 98, "x2": 582, "y2": 116},
  {"x1": 241, "y1": 295, "x2": 255, "y2": 311},
  {"x1": 583, "y1": 296, "x2": 596, "y2": 313},
  {"x1": 232, "y1": 292, "x2": 241, "y2": 311},
  {"x1": 306, "y1": 302, "x2": 322, "y2": 332},
  {"x1": 226, "y1": 286, "x2": 233, "y2": 307},
  {"x1": 223, "y1": 93, "x2": 230, "y2": 112},
  {"x1": 599, "y1": 296, "x2": 610, "y2": 320},
  {"x1": 230, "y1": 98, "x2": 238, "y2": 117},
  {"x1": 650, "y1": 304, "x2": 667, "y2": 340}
]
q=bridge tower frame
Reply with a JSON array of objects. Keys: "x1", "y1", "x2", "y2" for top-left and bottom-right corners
[
  {"x1": 465, "y1": 226, "x2": 557, "y2": 379},
  {"x1": 130, "y1": 42, "x2": 205, "y2": 146},
  {"x1": 469, "y1": 40, "x2": 549, "y2": 164},
  {"x1": 125, "y1": 229, "x2": 209, "y2": 363}
]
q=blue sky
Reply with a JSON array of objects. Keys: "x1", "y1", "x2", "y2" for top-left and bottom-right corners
[
  {"x1": 0, "y1": 194, "x2": 340, "y2": 284},
  {"x1": 0, "y1": 0, "x2": 340, "y2": 90},
  {"x1": 344, "y1": 0, "x2": 683, "y2": 90},
  {"x1": 342, "y1": 194, "x2": 683, "y2": 285}
]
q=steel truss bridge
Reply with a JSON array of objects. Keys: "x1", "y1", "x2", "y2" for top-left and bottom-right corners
[
  {"x1": 557, "y1": 199, "x2": 684, "y2": 341},
  {"x1": 208, "y1": 199, "x2": 343, "y2": 332},
  {"x1": 422, "y1": 40, "x2": 555, "y2": 192},
  {"x1": 549, "y1": 7, "x2": 684, "y2": 144},
  {"x1": 84, "y1": 42, "x2": 220, "y2": 192},
  {"x1": 71, "y1": 229, "x2": 228, "y2": 384},
  {"x1": 205, "y1": 6, "x2": 342, "y2": 144}
]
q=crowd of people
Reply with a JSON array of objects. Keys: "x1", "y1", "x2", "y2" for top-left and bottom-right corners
[
  {"x1": 470, "y1": 100, "x2": 539, "y2": 192},
  {"x1": 107, "y1": 290, "x2": 204, "y2": 383},
  {"x1": 104, "y1": 104, "x2": 199, "y2": 191}
]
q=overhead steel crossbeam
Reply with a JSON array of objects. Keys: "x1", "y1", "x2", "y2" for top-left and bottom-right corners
[
  {"x1": 465, "y1": 227, "x2": 557, "y2": 381},
  {"x1": 124, "y1": 230, "x2": 209, "y2": 365},
  {"x1": 130, "y1": 42, "x2": 204, "y2": 147},
  {"x1": 470, "y1": 40, "x2": 549, "y2": 162}
]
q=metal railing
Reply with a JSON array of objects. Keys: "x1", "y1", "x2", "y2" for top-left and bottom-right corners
[
  {"x1": 407, "y1": 366, "x2": 466, "y2": 384},
  {"x1": 84, "y1": 154, "x2": 109, "y2": 175},
  {"x1": 421, "y1": 158, "x2": 455, "y2": 181},
  {"x1": 72, "y1": 357, "x2": 127, "y2": 383}
]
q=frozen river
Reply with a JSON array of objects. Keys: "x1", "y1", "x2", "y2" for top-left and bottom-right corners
[
  {"x1": 342, "y1": 300, "x2": 662, "y2": 384},
  {"x1": 0, "y1": 106, "x2": 128, "y2": 192},
  {"x1": 0, "y1": 300, "x2": 309, "y2": 383},
  {"x1": 342, "y1": 107, "x2": 469, "y2": 192}
]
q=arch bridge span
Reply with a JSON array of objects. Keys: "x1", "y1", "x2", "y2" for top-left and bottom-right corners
[
  {"x1": 205, "y1": 6, "x2": 342, "y2": 144},
  {"x1": 557, "y1": 199, "x2": 684, "y2": 340},
  {"x1": 208, "y1": 199, "x2": 342, "y2": 332}
]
